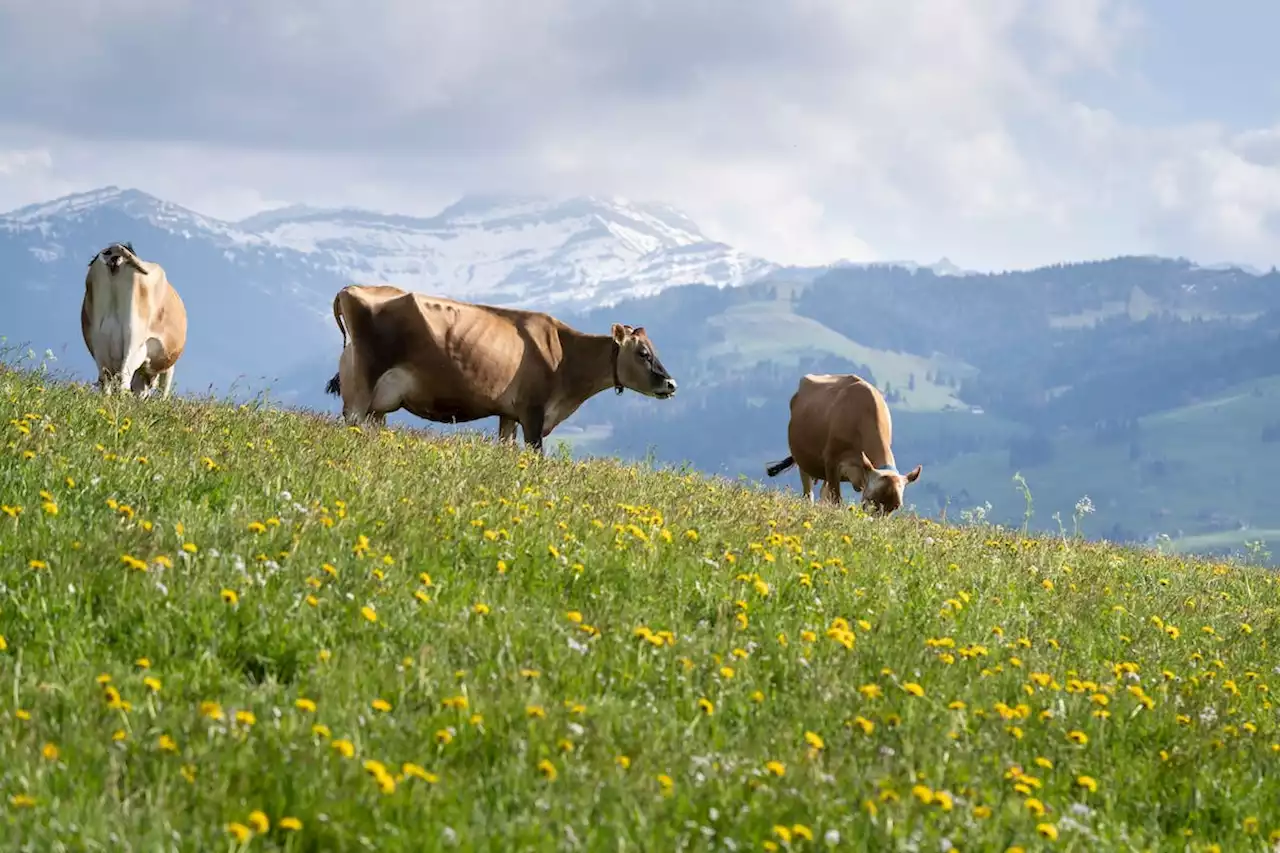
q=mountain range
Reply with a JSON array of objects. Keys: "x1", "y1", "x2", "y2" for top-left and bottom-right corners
[{"x1": 3, "y1": 186, "x2": 1280, "y2": 564}]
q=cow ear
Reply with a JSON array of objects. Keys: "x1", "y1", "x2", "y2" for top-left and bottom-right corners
[
  {"x1": 860, "y1": 451, "x2": 875, "y2": 471},
  {"x1": 905, "y1": 464, "x2": 922, "y2": 483},
  {"x1": 611, "y1": 323, "x2": 627, "y2": 343},
  {"x1": 632, "y1": 326, "x2": 646, "y2": 338}
]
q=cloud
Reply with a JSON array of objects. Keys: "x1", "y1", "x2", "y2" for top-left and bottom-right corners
[{"x1": 2, "y1": 0, "x2": 1279, "y2": 271}]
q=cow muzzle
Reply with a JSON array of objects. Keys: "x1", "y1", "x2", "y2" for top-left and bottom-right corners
[{"x1": 654, "y1": 378, "x2": 678, "y2": 399}]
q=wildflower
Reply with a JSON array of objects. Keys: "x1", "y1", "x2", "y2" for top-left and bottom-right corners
[
  {"x1": 157, "y1": 734, "x2": 178, "y2": 752},
  {"x1": 41, "y1": 742, "x2": 59, "y2": 761},
  {"x1": 311, "y1": 724, "x2": 331, "y2": 739},
  {"x1": 538, "y1": 759, "x2": 557, "y2": 781},
  {"x1": 698, "y1": 697, "x2": 714, "y2": 715},
  {"x1": 804, "y1": 730, "x2": 825, "y2": 751},
  {"x1": 248, "y1": 811, "x2": 270, "y2": 833},
  {"x1": 220, "y1": 588, "x2": 239, "y2": 605},
  {"x1": 226, "y1": 823, "x2": 252, "y2": 843},
  {"x1": 903, "y1": 682, "x2": 925, "y2": 697},
  {"x1": 526, "y1": 705, "x2": 546, "y2": 719},
  {"x1": 472, "y1": 602, "x2": 490, "y2": 615},
  {"x1": 1036, "y1": 823, "x2": 1059, "y2": 841},
  {"x1": 765, "y1": 760, "x2": 786, "y2": 777},
  {"x1": 1077, "y1": 775, "x2": 1098, "y2": 792},
  {"x1": 331, "y1": 739, "x2": 355, "y2": 758},
  {"x1": 656, "y1": 773, "x2": 674, "y2": 795},
  {"x1": 616, "y1": 755, "x2": 631, "y2": 769},
  {"x1": 200, "y1": 701, "x2": 224, "y2": 721},
  {"x1": 235, "y1": 710, "x2": 256, "y2": 727},
  {"x1": 360, "y1": 605, "x2": 377, "y2": 623},
  {"x1": 280, "y1": 817, "x2": 303, "y2": 832},
  {"x1": 247, "y1": 521, "x2": 266, "y2": 534},
  {"x1": 403, "y1": 763, "x2": 438, "y2": 784},
  {"x1": 435, "y1": 729, "x2": 454, "y2": 745},
  {"x1": 1067, "y1": 730, "x2": 1088, "y2": 745},
  {"x1": 296, "y1": 698, "x2": 317, "y2": 713}
]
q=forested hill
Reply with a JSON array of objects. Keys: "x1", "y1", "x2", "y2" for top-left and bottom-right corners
[{"x1": 561, "y1": 256, "x2": 1280, "y2": 562}]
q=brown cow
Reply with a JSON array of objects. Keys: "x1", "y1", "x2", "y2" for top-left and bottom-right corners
[
  {"x1": 80, "y1": 242, "x2": 188, "y2": 397},
  {"x1": 765, "y1": 373, "x2": 921, "y2": 514},
  {"x1": 324, "y1": 284, "x2": 678, "y2": 451}
]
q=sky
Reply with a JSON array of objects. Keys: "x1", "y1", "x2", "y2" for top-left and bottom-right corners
[{"x1": 1, "y1": 0, "x2": 1279, "y2": 272}]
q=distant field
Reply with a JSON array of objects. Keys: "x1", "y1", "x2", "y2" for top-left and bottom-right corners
[
  {"x1": 699, "y1": 301, "x2": 975, "y2": 412},
  {"x1": 4, "y1": 363, "x2": 1280, "y2": 849},
  {"x1": 922, "y1": 376, "x2": 1280, "y2": 555}
]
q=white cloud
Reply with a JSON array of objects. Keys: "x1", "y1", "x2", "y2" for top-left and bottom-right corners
[{"x1": 2, "y1": 0, "x2": 1280, "y2": 271}]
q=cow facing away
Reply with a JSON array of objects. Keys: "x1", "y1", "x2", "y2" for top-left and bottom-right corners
[
  {"x1": 80, "y1": 242, "x2": 188, "y2": 397},
  {"x1": 765, "y1": 373, "x2": 921, "y2": 515},
  {"x1": 324, "y1": 284, "x2": 678, "y2": 452}
]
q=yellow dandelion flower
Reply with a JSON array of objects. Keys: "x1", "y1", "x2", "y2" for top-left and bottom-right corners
[
  {"x1": 765, "y1": 760, "x2": 786, "y2": 777},
  {"x1": 41, "y1": 742, "x2": 59, "y2": 761},
  {"x1": 435, "y1": 729, "x2": 454, "y2": 745},
  {"x1": 360, "y1": 605, "x2": 377, "y2": 622},
  {"x1": 200, "y1": 701, "x2": 224, "y2": 721},
  {"x1": 656, "y1": 773, "x2": 674, "y2": 795},
  {"x1": 472, "y1": 602, "x2": 490, "y2": 615},
  {"x1": 804, "y1": 730, "x2": 824, "y2": 750},
  {"x1": 371, "y1": 698, "x2": 392, "y2": 713},
  {"x1": 247, "y1": 811, "x2": 269, "y2": 833},
  {"x1": 903, "y1": 682, "x2": 925, "y2": 697},
  {"x1": 235, "y1": 710, "x2": 256, "y2": 726},
  {"x1": 331, "y1": 739, "x2": 355, "y2": 758},
  {"x1": 226, "y1": 823, "x2": 252, "y2": 843},
  {"x1": 295, "y1": 698, "x2": 317, "y2": 713},
  {"x1": 698, "y1": 697, "x2": 714, "y2": 715},
  {"x1": 1067, "y1": 730, "x2": 1088, "y2": 745},
  {"x1": 279, "y1": 817, "x2": 303, "y2": 831},
  {"x1": 402, "y1": 763, "x2": 438, "y2": 784},
  {"x1": 537, "y1": 759, "x2": 557, "y2": 780},
  {"x1": 1036, "y1": 823, "x2": 1059, "y2": 840},
  {"x1": 220, "y1": 588, "x2": 239, "y2": 605},
  {"x1": 311, "y1": 723, "x2": 331, "y2": 739},
  {"x1": 1077, "y1": 775, "x2": 1098, "y2": 792}
]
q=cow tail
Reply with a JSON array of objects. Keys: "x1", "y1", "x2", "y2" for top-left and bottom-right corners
[
  {"x1": 765, "y1": 456, "x2": 796, "y2": 477},
  {"x1": 333, "y1": 292, "x2": 349, "y2": 347},
  {"x1": 325, "y1": 373, "x2": 341, "y2": 396}
]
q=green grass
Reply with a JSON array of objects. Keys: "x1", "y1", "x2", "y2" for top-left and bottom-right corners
[
  {"x1": 699, "y1": 301, "x2": 975, "y2": 412},
  {"x1": 923, "y1": 376, "x2": 1280, "y2": 554},
  {"x1": 3, "y1": 363, "x2": 1280, "y2": 851}
]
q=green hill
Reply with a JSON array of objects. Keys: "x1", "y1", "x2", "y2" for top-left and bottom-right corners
[{"x1": 2, "y1": 363, "x2": 1279, "y2": 850}]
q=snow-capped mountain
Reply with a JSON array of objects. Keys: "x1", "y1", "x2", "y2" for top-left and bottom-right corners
[{"x1": 2, "y1": 186, "x2": 777, "y2": 310}]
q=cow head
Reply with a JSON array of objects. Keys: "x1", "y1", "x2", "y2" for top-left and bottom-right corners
[
  {"x1": 858, "y1": 451, "x2": 921, "y2": 516},
  {"x1": 611, "y1": 324, "x2": 678, "y2": 399},
  {"x1": 92, "y1": 242, "x2": 147, "y2": 276}
]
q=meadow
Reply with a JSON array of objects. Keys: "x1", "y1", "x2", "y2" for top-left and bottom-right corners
[{"x1": 3, "y1": 360, "x2": 1280, "y2": 852}]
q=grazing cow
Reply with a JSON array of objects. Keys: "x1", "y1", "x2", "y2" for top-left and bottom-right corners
[
  {"x1": 324, "y1": 284, "x2": 678, "y2": 451},
  {"x1": 765, "y1": 373, "x2": 921, "y2": 514},
  {"x1": 80, "y1": 242, "x2": 188, "y2": 397}
]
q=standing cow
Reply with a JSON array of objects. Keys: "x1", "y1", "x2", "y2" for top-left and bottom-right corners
[
  {"x1": 766, "y1": 373, "x2": 921, "y2": 515},
  {"x1": 324, "y1": 284, "x2": 678, "y2": 452},
  {"x1": 80, "y1": 242, "x2": 187, "y2": 398}
]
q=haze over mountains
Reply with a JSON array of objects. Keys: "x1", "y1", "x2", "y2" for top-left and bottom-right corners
[{"x1": 4, "y1": 186, "x2": 1280, "y2": 564}]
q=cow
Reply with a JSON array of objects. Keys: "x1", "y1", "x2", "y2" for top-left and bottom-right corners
[
  {"x1": 765, "y1": 373, "x2": 921, "y2": 515},
  {"x1": 80, "y1": 242, "x2": 188, "y2": 398},
  {"x1": 323, "y1": 284, "x2": 678, "y2": 452}
]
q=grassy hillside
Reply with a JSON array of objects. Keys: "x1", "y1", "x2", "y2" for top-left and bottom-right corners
[
  {"x1": 699, "y1": 300, "x2": 974, "y2": 412},
  {"x1": 923, "y1": 376, "x2": 1280, "y2": 553},
  {"x1": 3, "y1": 363, "x2": 1280, "y2": 851}
]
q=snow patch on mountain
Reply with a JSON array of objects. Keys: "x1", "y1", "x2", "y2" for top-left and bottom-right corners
[{"x1": 1, "y1": 187, "x2": 779, "y2": 309}]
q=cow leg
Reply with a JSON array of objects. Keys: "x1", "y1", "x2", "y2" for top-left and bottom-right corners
[
  {"x1": 155, "y1": 365, "x2": 177, "y2": 399},
  {"x1": 368, "y1": 366, "x2": 416, "y2": 423},
  {"x1": 821, "y1": 463, "x2": 843, "y2": 505},
  {"x1": 799, "y1": 471, "x2": 816, "y2": 503},
  {"x1": 120, "y1": 343, "x2": 150, "y2": 399},
  {"x1": 520, "y1": 406, "x2": 546, "y2": 455},
  {"x1": 498, "y1": 416, "x2": 519, "y2": 445}
]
